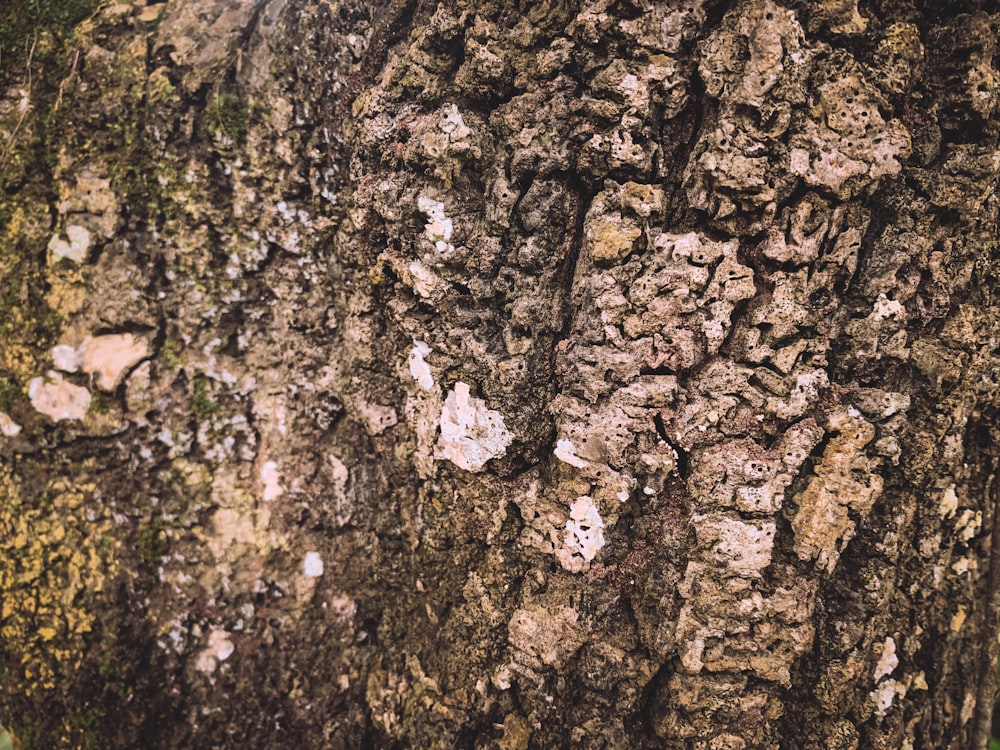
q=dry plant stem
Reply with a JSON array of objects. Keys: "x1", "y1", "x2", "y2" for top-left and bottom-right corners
[{"x1": 0, "y1": 32, "x2": 34, "y2": 171}]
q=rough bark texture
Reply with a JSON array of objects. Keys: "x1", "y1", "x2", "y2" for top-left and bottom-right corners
[{"x1": 2, "y1": 1, "x2": 1000, "y2": 748}]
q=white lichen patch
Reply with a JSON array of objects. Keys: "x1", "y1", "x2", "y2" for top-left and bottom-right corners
[
  {"x1": 437, "y1": 382, "x2": 511, "y2": 472},
  {"x1": 440, "y1": 103, "x2": 471, "y2": 140},
  {"x1": 870, "y1": 678, "x2": 906, "y2": 717},
  {"x1": 260, "y1": 461, "x2": 284, "y2": 502},
  {"x1": 563, "y1": 496, "x2": 605, "y2": 563},
  {"x1": 938, "y1": 485, "x2": 959, "y2": 518},
  {"x1": 47, "y1": 224, "x2": 92, "y2": 263},
  {"x1": 874, "y1": 636, "x2": 898, "y2": 681},
  {"x1": 79, "y1": 333, "x2": 149, "y2": 390},
  {"x1": 955, "y1": 509, "x2": 982, "y2": 542},
  {"x1": 407, "y1": 259, "x2": 443, "y2": 299},
  {"x1": 28, "y1": 372, "x2": 92, "y2": 421},
  {"x1": 303, "y1": 551, "x2": 324, "y2": 578},
  {"x1": 408, "y1": 340, "x2": 435, "y2": 391},
  {"x1": 196, "y1": 628, "x2": 235, "y2": 674},
  {"x1": 871, "y1": 293, "x2": 905, "y2": 321},
  {"x1": 0, "y1": 412, "x2": 21, "y2": 437},
  {"x1": 553, "y1": 439, "x2": 591, "y2": 469},
  {"x1": 51, "y1": 344, "x2": 81, "y2": 372},
  {"x1": 417, "y1": 195, "x2": 455, "y2": 253}
]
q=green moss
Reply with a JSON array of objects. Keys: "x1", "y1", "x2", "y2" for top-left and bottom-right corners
[
  {"x1": 204, "y1": 93, "x2": 248, "y2": 147},
  {"x1": 88, "y1": 391, "x2": 111, "y2": 415},
  {"x1": 0, "y1": 377, "x2": 20, "y2": 412},
  {"x1": 190, "y1": 377, "x2": 218, "y2": 421},
  {"x1": 161, "y1": 340, "x2": 183, "y2": 368},
  {"x1": 0, "y1": 0, "x2": 102, "y2": 85},
  {"x1": 139, "y1": 516, "x2": 168, "y2": 566}
]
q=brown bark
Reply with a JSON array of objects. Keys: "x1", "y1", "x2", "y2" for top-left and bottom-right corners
[{"x1": 1, "y1": 1, "x2": 1000, "y2": 748}]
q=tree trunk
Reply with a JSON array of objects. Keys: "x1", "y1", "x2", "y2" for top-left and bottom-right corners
[{"x1": 2, "y1": 1, "x2": 999, "y2": 748}]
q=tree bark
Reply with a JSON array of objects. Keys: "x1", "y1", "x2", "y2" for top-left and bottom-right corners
[{"x1": 2, "y1": 1, "x2": 1000, "y2": 748}]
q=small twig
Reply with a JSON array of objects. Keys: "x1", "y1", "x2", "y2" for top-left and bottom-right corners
[
  {"x1": 0, "y1": 32, "x2": 37, "y2": 173},
  {"x1": 52, "y1": 49, "x2": 80, "y2": 112},
  {"x1": 52, "y1": 47, "x2": 80, "y2": 113}
]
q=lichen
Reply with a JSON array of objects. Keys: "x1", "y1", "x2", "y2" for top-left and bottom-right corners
[
  {"x1": 28, "y1": 371, "x2": 91, "y2": 421},
  {"x1": 47, "y1": 224, "x2": 91, "y2": 264},
  {"x1": 76, "y1": 333, "x2": 149, "y2": 390},
  {"x1": 303, "y1": 551, "x2": 324, "y2": 578},
  {"x1": 0, "y1": 465, "x2": 118, "y2": 698},
  {"x1": 416, "y1": 194, "x2": 455, "y2": 254},
  {"x1": 195, "y1": 627, "x2": 235, "y2": 674},
  {"x1": 437, "y1": 381, "x2": 511, "y2": 472},
  {"x1": 407, "y1": 340, "x2": 434, "y2": 391},
  {"x1": 0, "y1": 412, "x2": 21, "y2": 436},
  {"x1": 560, "y1": 495, "x2": 605, "y2": 568}
]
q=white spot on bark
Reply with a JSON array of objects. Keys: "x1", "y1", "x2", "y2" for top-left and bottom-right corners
[
  {"x1": 871, "y1": 293, "x2": 905, "y2": 321},
  {"x1": 437, "y1": 382, "x2": 511, "y2": 472},
  {"x1": 196, "y1": 628, "x2": 235, "y2": 673},
  {"x1": 48, "y1": 224, "x2": 91, "y2": 263},
  {"x1": 938, "y1": 486, "x2": 959, "y2": 518},
  {"x1": 961, "y1": 691, "x2": 976, "y2": 724},
  {"x1": 870, "y1": 678, "x2": 906, "y2": 716},
  {"x1": 51, "y1": 344, "x2": 81, "y2": 372},
  {"x1": 417, "y1": 195, "x2": 455, "y2": 253},
  {"x1": 260, "y1": 461, "x2": 283, "y2": 502},
  {"x1": 79, "y1": 333, "x2": 149, "y2": 390},
  {"x1": 408, "y1": 260, "x2": 441, "y2": 298},
  {"x1": 0, "y1": 412, "x2": 21, "y2": 436},
  {"x1": 952, "y1": 557, "x2": 975, "y2": 575},
  {"x1": 874, "y1": 636, "x2": 898, "y2": 681},
  {"x1": 956, "y1": 509, "x2": 982, "y2": 542},
  {"x1": 553, "y1": 438, "x2": 590, "y2": 469},
  {"x1": 440, "y1": 103, "x2": 471, "y2": 140},
  {"x1": 408, "y1": 340, "x2": 434, "y2": 391},
  {"x1": 303, "y1": 551, "x2": 324, "y2": 578},
  {"x1": 563, "y1": 496, "x2": 605, "y2": 563},
  {"x1": 28, "y1": 372, "x2": 91, "y2": 421}
]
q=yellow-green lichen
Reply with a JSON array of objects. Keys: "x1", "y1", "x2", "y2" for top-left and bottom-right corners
[{"x1": 0, "y1": 463, "x2": 119, "y2": 696}]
